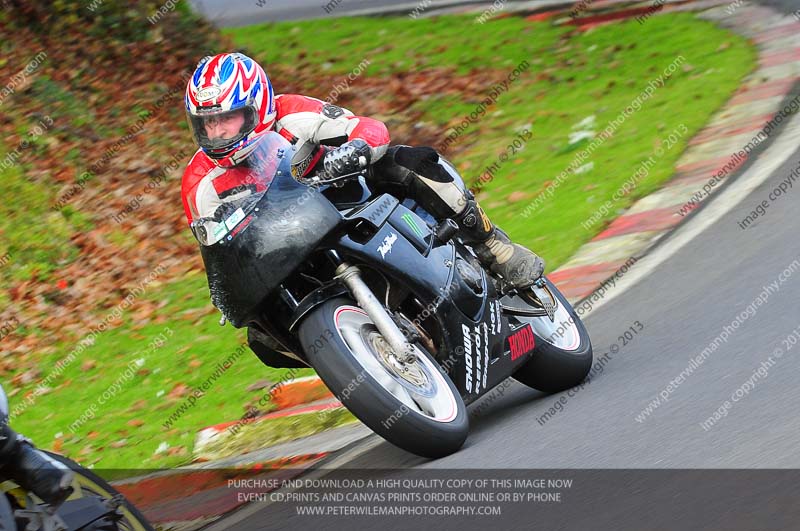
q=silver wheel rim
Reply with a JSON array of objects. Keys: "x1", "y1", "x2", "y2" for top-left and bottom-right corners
[
  {"x1": 333, "y1": 306, "x2": 458, "y2": 423},
  {"x1": 500, "y1": 293, "x2": 582, "y2": 352}
]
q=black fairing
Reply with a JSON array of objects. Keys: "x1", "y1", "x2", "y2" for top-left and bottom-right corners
[
  {"x1": 200, "y1": 170, "x2": 342, "y2": 328},
  {"x1": 57, "y1": 497, "x2": 120, "y2": 528}
]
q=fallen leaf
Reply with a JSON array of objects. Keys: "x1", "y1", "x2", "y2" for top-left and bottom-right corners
[
  {"x1": 129, "y1": 400, "x2": 148, "y2": 412},
  {"x1": 167, "y1": 445, "x2": 188, "y2": 456},
  {"x1": 506, "y1": 191, "x2": 529, "y2": 203},
  {"x1": 167, "y1": 383, "x2": 189, "y2": 399}
]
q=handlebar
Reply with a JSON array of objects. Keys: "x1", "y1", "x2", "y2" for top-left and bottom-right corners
[{"x1": 302, "y1": 155, "x2": 370, "y2": 188}]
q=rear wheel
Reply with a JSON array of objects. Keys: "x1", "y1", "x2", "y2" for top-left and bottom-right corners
[
  {"x1": 299, "y1": 297, "x2": 468, "y2": 458},
  {"x1": 505, "y1": 277, "x2": 593, "y2": 393}
]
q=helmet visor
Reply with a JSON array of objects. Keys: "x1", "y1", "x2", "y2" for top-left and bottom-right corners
[{"x1": 188, "y1": 106, "x2": 258, "y2": 153}]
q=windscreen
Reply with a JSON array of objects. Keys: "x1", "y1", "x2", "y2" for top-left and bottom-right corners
[{"x1": 188, "y1": 132, "x2": 293, "y2": 245}]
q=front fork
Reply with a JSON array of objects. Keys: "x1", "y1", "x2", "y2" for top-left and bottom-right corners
[{"x1": 333, "y1": 261, "x2": 417, "y2": 364}]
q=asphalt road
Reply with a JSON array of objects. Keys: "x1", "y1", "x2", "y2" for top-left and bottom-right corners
[
  {"x1": 188, "y1": 0, "x2": 467, "y2": 26},
  {"x1": 188, "y1": 0, "x2": 798, "y2": 27},
  {"x1": 188, "y1": 0, "x2": 560, "y2": 26},
  {"x1": 755, "y1": 0, "x2": 797, "y2": 15}
]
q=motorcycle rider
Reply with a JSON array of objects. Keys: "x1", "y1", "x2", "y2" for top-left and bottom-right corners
[{"x1": 181, "y1": 52, "x2": 544, "y2": 288}]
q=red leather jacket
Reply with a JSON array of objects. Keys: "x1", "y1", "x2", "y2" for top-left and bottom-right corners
[{"x1": 180, "y1": 94, "x2": 390, "y2": 224}]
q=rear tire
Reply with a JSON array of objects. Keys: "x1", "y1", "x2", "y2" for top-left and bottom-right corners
[
  {"x1": 299, "y1": 297, "x2": 468, "y2": 458},
  {"x1": 510, "y1": 277, "x2": 593, "y2": 393}
]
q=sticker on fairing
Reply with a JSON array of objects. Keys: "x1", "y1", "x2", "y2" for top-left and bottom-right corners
[
  {"x1": 377, "y1": 232, "x2": 397, "y2": 259},
  {"x1": 212, "y1": 222, "x2": 228, "y2": 240},
  {"x1": 224, "y1": 208, "x2": 245, "y2": 231},
  {"x1": 462, "y1": 323, "x2": 473, "y2": 393},
  {"x1": 482, "y1": 323, "x2": 489, "y2": 389},
  {"x1": 508, "y1": 324, "x2": 535, "y2": 361},
  {"x1": 474, "y1": 324, "x2": 482, "y2": 394}
]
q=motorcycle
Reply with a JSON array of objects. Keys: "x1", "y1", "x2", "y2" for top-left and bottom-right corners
[
  {"x1": 190, "y1": 132, "x2": 593, "y2": 458},
  {"x1": 0, "y1": 385, "x2": 153, "y2": 530}
]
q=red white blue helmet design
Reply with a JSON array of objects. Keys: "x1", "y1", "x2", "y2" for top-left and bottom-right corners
[{"x1": 185, "y1": 52, "x2": 276, "y2": 162}]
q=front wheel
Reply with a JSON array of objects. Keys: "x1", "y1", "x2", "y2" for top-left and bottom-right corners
[
  {"x1": 506, "y1": 277, "x2": 593, "y2": 393},
  {"x1": 299, "y1": 297, "x2": 469, "y2": 458}
]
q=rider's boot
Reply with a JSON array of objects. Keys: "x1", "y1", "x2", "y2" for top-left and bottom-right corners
[
  {"x1": 0, "y1": 423, "x2": 73, "y2": 506},
  {"x1": 451, "y1": 198, "x2": 545, "y2": 289}
]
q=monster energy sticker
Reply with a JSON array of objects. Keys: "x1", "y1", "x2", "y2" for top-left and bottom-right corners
[{"x1": 401, "y1": 213, "x2": 424, "y2": 238}]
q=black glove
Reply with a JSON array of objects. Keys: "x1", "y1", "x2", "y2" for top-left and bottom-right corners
[
  {"x1": 323, "y1": 139, "x2": 371, "y2": 179},
  {"x1": 0, "y1": 425, "x2": 73, "y2": 506}
]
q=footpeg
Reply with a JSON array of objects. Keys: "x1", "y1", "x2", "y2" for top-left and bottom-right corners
[{"x1": 530, "y1": 284, "x2": 557, "y2": 321}]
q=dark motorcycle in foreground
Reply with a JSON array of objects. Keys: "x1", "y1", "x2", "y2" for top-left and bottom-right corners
[
  {"x1": 0, "y1": 385, "x2": 153, "y2": 530},
  {"x1": 190, "y1": 132, "x2": 593, "y2": 458}
]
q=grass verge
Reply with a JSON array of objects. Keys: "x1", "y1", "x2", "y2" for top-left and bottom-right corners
[
  {"x1": 195, "y1": 408, "x2": 358, "y2": 463},
  {"x1": 12, "y1": 270, "x2": 315, "y2": 470}
]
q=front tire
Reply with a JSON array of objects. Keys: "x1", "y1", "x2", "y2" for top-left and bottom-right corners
[
  {"x1": 508, "y1": 277, "x2": 593, "y2": 393},
  {"x1": 299, "y1": 297, "x2": 469, "y2": 458}
]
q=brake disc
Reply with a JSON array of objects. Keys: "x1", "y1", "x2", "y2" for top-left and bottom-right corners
[{"x1": 369, "y1": 333, "x2": 428, "y2": 388}]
